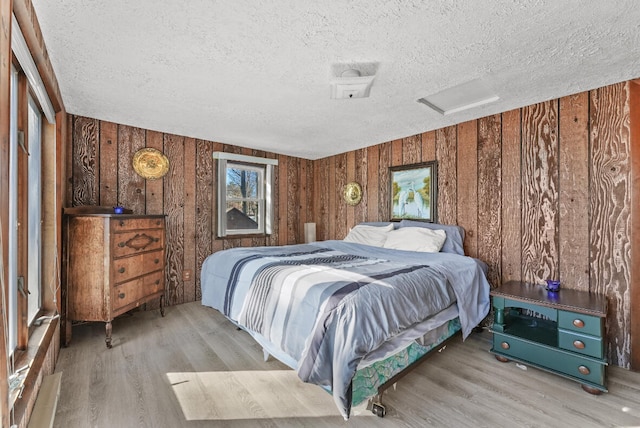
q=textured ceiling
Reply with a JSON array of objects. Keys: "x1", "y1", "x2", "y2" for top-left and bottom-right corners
[{"x1": 30, "y1": 1, "x2": 640, "y2": 160}]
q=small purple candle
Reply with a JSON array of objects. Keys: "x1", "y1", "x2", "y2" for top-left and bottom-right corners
[{"x1": 545, "y1": 279, "x2": 560, "y2": 292}]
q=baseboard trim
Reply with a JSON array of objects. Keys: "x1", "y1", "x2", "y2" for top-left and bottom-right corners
[{"x1": 27, "y1": 372, "x2": 62, "y2": 428}]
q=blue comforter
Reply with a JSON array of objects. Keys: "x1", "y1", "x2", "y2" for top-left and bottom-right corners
[{"x1": 201, "y1": 240, "x2": 490, "y2": 419}]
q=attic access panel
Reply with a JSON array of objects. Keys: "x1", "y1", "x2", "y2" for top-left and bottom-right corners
[{"x1": 418, "y1": 79, "x2": 498, "y2": 115}]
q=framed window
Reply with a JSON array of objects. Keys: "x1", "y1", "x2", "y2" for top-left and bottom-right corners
[
  {"x1": 4, "y1": 13, "x2": 59, "y2": 418},
  {"x1": 7, "y1": 13, "x2": 53, "y2": 358},
  {"x1": 214, "y1": 152, "x2": 278, "y2": 237},
  {"x1": 8, "y1": 73, "x2": 45, "y2": 353}
]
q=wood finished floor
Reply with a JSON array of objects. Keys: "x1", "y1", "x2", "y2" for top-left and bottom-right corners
[{"x1": 53, "y1": 301, "x2": 640, "y2": 427}]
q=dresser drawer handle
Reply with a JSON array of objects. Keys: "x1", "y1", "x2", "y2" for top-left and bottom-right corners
[
  {"x1": 500, "y1": 342, "x2": 510, "y2": 350},
  {"x1": 154, "y1": 259, "x2": 160, "y2": 264},
  {"x1": 119, "y1": 220, "x2": 125, "y2": 227},
  {"x1": 156, "y1": 220, "x2": 161, "y2": 226},
  {"x1": 118, "y1": 242, "x2": 125, "y2": 248},
  {"x1": 573, "y1": 319, "x2": 585, "y2": 328},
  {"x1": 118, "y1": 292, "x2": 125, "y2": 299},
  {"x1": 118, "y1": 267, "x2": 125, "y2": 274},
  {"x1": 154, "y1": 238, "x2": 159, "y2": 243},
  {"x1": 155, "y1": 280, "x2": 160, "y2": 285},
  {"x1": 573, "y1": 340, "x2": 585, "y2": 350},
  {"x1": 578, "y1": 365, "x2": 590, "y2": 375}
]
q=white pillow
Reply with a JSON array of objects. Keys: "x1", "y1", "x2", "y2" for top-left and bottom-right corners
[
  {"x1": 399, "y1": 220, "x2": 465, "y2": 255},
  {"x1": 383, "y1": 227, "x2": 446, "y2": 253},
  {"x1": 343, "y1": 223, "x2": 393, "y2": 247}
]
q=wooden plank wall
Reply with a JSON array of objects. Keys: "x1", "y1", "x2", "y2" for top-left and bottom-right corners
[
  {"x1": 313, "y1": 82, "x2": 633, "y2": 368},
  {"x1": 629, "y1": 80, "x2": 640, "y2": 370},
  {"x1": 66, "y1": 117, "x2": 313, "y2": 311},
  {"x1": 589, "y1": 84, "x2": 632, "y2": 367},
  {"x1": 68, "y1": 81, "x2": 636, "y2": 368}
]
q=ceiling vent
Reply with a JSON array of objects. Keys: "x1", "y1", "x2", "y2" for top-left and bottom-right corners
[
  {"x1": 417, "y1": 78, "x2": 499, "y2": 115},
  {"x1": 330, "y1": 64, "x2": 377, "y2": 99}
]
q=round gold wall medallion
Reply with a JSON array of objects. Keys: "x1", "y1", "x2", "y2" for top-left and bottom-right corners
[
  {"x1": 343, "y1": 182, "x2": 362, "y2": 206},
  {"x1": 132, "y1": 148, "x2": 170, "y2": 180}
]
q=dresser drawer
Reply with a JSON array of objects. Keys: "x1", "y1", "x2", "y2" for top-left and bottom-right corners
[
  {"x1": 113, "y1": 250, "x2": 164, "y2": 283},
  {"x1": 112, "y1": 217, "x2": 164, "y2": 232},
  {"x1": 112, "y1": 271, "x2": 164, "y2": 312},
  {"x1": 113, "y1": 229, "x2": 164, "y2": 258},
  {"x1": 493, "y1": 333, "x2": 605, "y2": 386},
  {"x1": 558, "y1": 329, "x2": 603, "y2": 359},
  {"x1": 558, "y1": 311, "x2": 602, "y2": 336}
]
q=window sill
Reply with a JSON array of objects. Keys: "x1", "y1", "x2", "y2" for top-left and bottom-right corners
[
  {"x1": 217, "y1": 233, "x2": 270, "y2": 240},
  {"x1": 10, "y1": 311, "x2": 59, "y2": 424}
]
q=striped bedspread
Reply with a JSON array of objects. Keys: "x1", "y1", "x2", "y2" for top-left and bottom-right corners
[{"x1": 201, "y1": 240, "x2": 490, "y2": 419}]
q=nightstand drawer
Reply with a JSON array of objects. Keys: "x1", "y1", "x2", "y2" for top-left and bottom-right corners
[
  {"x1": 558, "y1": 311, "x2": 602, "y2": 336},
  {"x1": 558, "y1": 329, "x2": 603, "y2": 359},
  {"x1": 113, "y1": 229, "x2": 164, "y2": 258},
  {"x1": 493, "y1": 333, "x2": 606, "y2": 386}
]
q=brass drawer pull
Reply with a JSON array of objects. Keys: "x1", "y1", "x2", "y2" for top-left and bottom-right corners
[
  {"x1": 119, "y1": 220, "x2": 125, "y2": 227},
  {"x1": 573, "y1": 340, "x2": 585, "y2": 350},
  {"x1": 118, "y1": 242, "x2": 125, "y2": 247},
  {"x1": 578, "y1": 365, "x2": 590, "y2": 375},
  {"x1": 573, "y1": 319, "x2": 585, "y2": 328},
  {"x1": 118, "y1": 292, "x2": 125, "y2": 299},
  {"x1": 155, "y1": 280, "x2": 160, "y2": 285},
  {"x1": 501, "y1": 342, "x2": 510, "y2": 350},
  {"x1": 154, "y1": 259, "x2": 160, "y2": 264},
  {"x1": 118, "y1": 267, "x2": 125, "y2": 274}
]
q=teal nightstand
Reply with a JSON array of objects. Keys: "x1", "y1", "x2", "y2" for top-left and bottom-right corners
[{"x1": 490, "y1": 281, "x2": 608, "y2": 394}]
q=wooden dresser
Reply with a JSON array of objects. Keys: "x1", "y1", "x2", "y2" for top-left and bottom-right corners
[{"x1": 64, "y1": 212, "x2": 166, "y2": 348}]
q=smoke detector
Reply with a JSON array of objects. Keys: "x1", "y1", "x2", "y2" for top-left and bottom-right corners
[{"x1": 330, "y1": 66, "x2": 376, "y2": 99}]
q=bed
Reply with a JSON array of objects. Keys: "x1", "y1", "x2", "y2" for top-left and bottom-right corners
[{"x1": 200, "y1": 220, "x2": 491, "y2": 419}]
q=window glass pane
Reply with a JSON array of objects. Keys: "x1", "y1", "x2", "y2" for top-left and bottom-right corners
[
  {"x1": 226, "y1": 201, "x2": 260, "y2": 231},
  {"x1": 27, "y1": 95, "x2": 42, "y2": 324},
  {"x1": 216, "y1": 155, "x2": 274, "y2": 237},
  {"x1": 8, "y1": 66, "x2": 18, "y2": 355},
  {"x1": 226, "y1": 166, "x2": 259, "y2": 199}
]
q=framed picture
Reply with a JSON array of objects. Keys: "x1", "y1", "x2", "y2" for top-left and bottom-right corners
[{"x1": 389, "y1": 161, "x2": 437, "y2": 222}]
